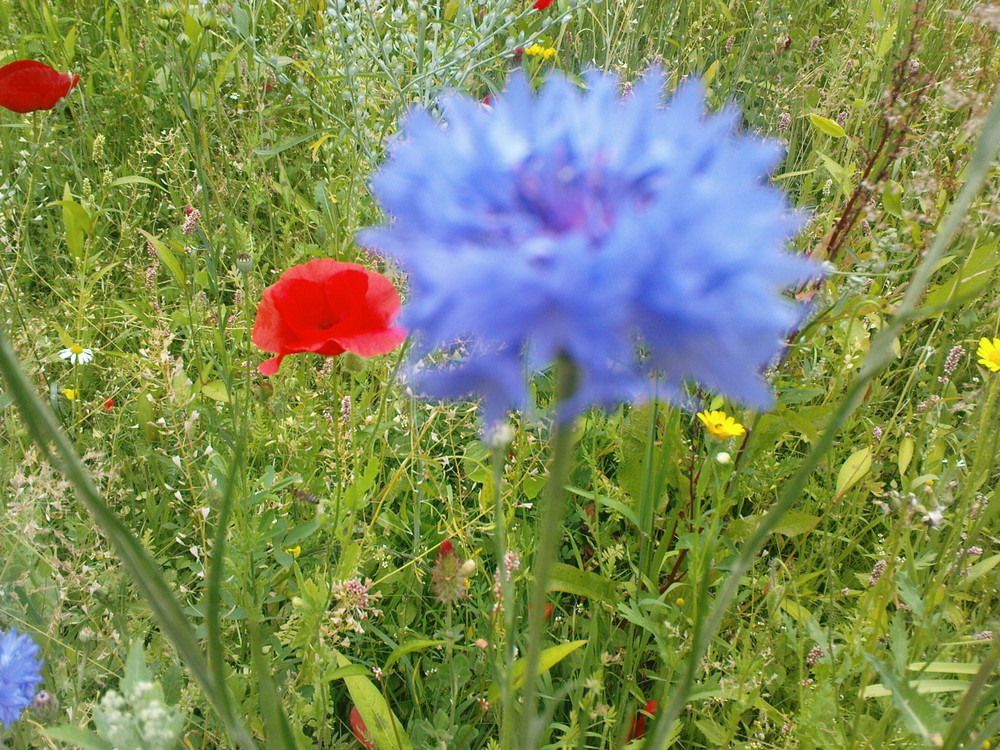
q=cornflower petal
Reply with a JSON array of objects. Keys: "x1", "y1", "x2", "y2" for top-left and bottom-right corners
[{"x1": 0, "y1": 629, "x2": 43, "y2": 728}]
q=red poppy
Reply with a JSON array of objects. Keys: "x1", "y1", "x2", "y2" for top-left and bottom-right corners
[
  {"x1": 626, "y1": 699, "x2": 657, "y2": 742},
  {"x1": 252, "y1": 259, "x2": 407, "y2": 376},
  {"x1": 102, "y1": 397, "x2": 115, "y2": 413},
  {"x1": 533, "y1": 0, "x2": 555, "y2": 9},
  {"x1": 0, "y1": 60, "x2": 80, "y2": 113},
  {"x1": 349, "y1": 706, "x2": 375, "y2": 748}
]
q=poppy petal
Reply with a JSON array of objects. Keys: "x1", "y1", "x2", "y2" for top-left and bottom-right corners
[
  {"x1": 271, "y1": 278, "x2": 331, "y2": 334},
  {"x1": 359, "y1": 269, "x2": 404, "y2": 328},
  {"x1": 281, "y1": 257, "x2": 363, "y2": 284},
  {"x1": 251, "y1": 287, "x2": 295, "y2": 354},
  {"x1": 250, "y1": 258, "x2": 405, "y2": 371},
  {"x1": 258, "y1": 354, "x2": 285, "y2": 376},
  {"x1": 336, "y1": 325, "x2": 409, "y2": 357},
  {"x1": 0, "y1": 60, "x2": 79, "y2": 113},
  {"x1": 322, "y1": 267, "x2": 370, "y2": 326}
]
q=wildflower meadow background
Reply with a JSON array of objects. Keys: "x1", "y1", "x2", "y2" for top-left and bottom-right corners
[{"x1": 1, "y1": 0, "x2": 999, "y2": 748}]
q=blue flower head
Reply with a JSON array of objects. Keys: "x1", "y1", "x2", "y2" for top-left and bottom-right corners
[
  {"x1": 0, "y1": 629, "x2": 43, "y2": 728},
  {"x1": 360, "y1": 68, "x2": 821, "y2": 424}
]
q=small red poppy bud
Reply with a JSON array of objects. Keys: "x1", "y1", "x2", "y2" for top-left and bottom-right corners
[
  {"x1": 349, "y1": 706, "x2": 375, "y2": 748},
  {"x1": 627, "y1": 699, "x2": 657, "y2": 742},
  {"x1": 543, "y1": 603, "x2": 553, "y2": 621},
  {"x1": 102, "y1": 397, "x2": 115, "y2": 412},
  {"x1": 533, "y1": 0, "x2": 555, "y2": 9},
  {"x1": 0, "y1": 60, "x2": 80, "y2": 113}
]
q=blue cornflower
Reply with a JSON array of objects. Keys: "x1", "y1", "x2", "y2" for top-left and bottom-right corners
[
  {"x1": 0, "y1": 628, "x2": 43, "y2": 729},
  {"x1": 360, "y1": 68, "x2": 821, "y2": 424}
]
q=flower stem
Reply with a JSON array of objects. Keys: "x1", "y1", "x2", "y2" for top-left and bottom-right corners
[
  {"x1": 520, "y1": 357, "x2": 578, "y2": 749},
  {"x1": 493, "y1": 439, "x2": 516, "y2": 750}
]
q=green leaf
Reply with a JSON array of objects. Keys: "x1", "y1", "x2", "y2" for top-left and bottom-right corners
[
  {"x1": 183, "y1": 12, "x2": 202, "y2": 43},
  {"x1": 487, "y1": 640, "x2": 586, "y2": 703},
  {"x1": 43, "y1": 726, "x2": 113, "y2": 750},
  {"x1": 908, "y1": 662, "x2": 982, "y2": 676},
  {"x1": 342, "y1": 457, "x2": 379, "y2": 512},
  {"x1": 875, "y1": 21, "x2": 897, "y2": 58},
  {"x1": 710, "y1": 0, "x2": 734, "y2": 23},
  {"x1": 817, "y1": 151, "x2": 856, "y2": 198},
  {"x1": 732, "y1": 510, "x2": 821, "y2": 540},
  {"x1": 863, "y1": 679, "x2": 972, "y2": 697},
  {"x1": 325, "y1": 664, "x2": 373, "y2": 681},
  {"x1": 897, "y1": 436, "x2": 914, "y2": 477},
  {"x1": 122, "y1": 640, "x2": 153, "y2": 698},
  {"x1": 835, "y1": 448, "x2": 872, "y2": 498},
  {"x1": 779, "y1": 598, "x2": 814, "y2": 625},
  {"x1": 773, "y1": 510, "x2": 822, "y2": 537},
  {"x1": 922, "y1": 240, "x2": 998, "y2": 310},
  {"x1": 110, "y1": 175, "x2": 166, "y2": 191},
  {"x1": 330, "y1": 649, "x2": 413, "y2": 750},
  {"x1": 253, "y1": 133, "x2": 319, "y2": 158},
  {"x1": 808, "y1": 114, "x2": 847, "y2": 138},
  {"x1": 200, "y1": 380, "x2": 230, "y2": 403},
  {"x1": 54, "y1": 183, "x2": 92, "y2": 261},
  {"x1": 384, "y1": 639, "x2": 446, "y2": 671},
  {"x1": 138, "y1": 230, "x2": 185, "y2": 286},
  {"x1": 547, "y1": 563, "x2": 621, "y2": 604},
  {"x1": 882, "y1": 180, "x2": 905, "y2": 219},
  {"x1": 703, "y1": 59, "x2": 719, "y2": 86},
  {"x1": 566, "y1": 486, "x2": 637, "y2": 526},
  {"x1": 863, "y1": 653, "x2": 945, "y2": 745},
  {"x1": 959, "y1": 553, "x2": 1000, "y2": 587}
]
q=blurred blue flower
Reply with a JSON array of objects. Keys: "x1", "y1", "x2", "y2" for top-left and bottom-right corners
[
  {"x1": 0, "y1": 628, "x2": 43, "y2": 728},
  {"x1": 360, "y1": 68, "x2": 821, "y2": 424}
]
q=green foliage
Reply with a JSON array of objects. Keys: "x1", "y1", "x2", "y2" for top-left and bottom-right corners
[{"x1": 0, "y1": 0, "x2": 998, "y2": 749}]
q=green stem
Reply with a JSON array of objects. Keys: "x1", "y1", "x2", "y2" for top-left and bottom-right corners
[
  {"x1": 493, "y1": 439, "x2": 516, "y2": 750},
  {"x1": 520, "y1": 358, "x2": 578, "y2": 750}
]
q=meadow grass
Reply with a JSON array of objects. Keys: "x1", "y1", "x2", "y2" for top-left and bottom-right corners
[{"x1": 1, "y1": 0, "x2": 998, "y2": 748}]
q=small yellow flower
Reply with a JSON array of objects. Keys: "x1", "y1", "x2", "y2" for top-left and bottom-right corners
[
  {"x1": 61, "y1": 388, "x2": 77, "y2": 401},
  {"x1": 977, "y1": 337, "x2": 1000, "y2": 372},
  {"x1": 524, "y1": 44, "x2": 557, "y2": 60},
  {"x1": 285, "y1": 545, "x2": 301, "y2": 559},
  {"x1": 696, "y1": 410, "x2": 745, "y2": 440}
]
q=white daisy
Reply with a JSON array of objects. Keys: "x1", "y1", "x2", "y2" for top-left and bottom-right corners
[{"x1": 59, "y1": 344, "x2": 94, "y2": 365}]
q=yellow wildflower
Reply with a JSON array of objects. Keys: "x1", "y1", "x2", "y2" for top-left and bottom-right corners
[
  {"x1": 285, "y1": 545, "x2": 301, "y2": 558},
  {"x1": 524, "y1": 44, "x2": 557, "y2": 60},
  {"x1": 696, "y1": 410, "x2": 745, "y2": 440},
  {"x1": 61, "y1": 388, "x2": 77, "y2": 401},
  {"x1": 977, "y1": 337, "x2": 1000, "y2": 372}
]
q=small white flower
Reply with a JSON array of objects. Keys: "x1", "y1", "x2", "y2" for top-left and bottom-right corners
[
  {"x1": 923, "y1": 506, "x2": 944, "y2": 529},
  {"x1": 59, "y1": 344, "x2": 93, "y2": 365}
]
